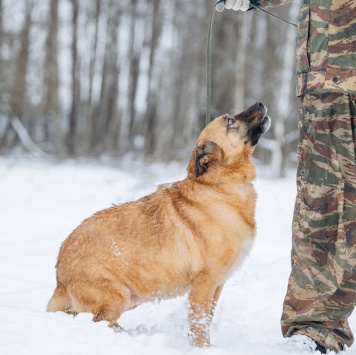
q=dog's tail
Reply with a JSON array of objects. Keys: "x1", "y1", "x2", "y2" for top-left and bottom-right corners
[{"x1": 47, "y1": 279, "x2": 71, "y2": 312}]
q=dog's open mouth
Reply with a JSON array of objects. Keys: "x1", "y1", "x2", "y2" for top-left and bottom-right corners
[
  {"x1": 252, "y1": 102, "x2": 271, "y2": 133},
  {"x1": 243, "y1": 102, "x2": 271, "y2": 145},
  {"x1": 260, "y1": 115, "x2": 271, "y2": 133}
]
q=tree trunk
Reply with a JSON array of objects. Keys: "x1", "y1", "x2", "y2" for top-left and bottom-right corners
[
  {"x1": 270, "y1": 0, "x2": 299, "y2": 177},
  {"x1": 68, "y1": 0, "x2": 80, "y2": 155},
  {"x1": 93, "y1": 0, "x2": 121, "y2": 154},
  {"x1": 249, "y1": 13, "x2": 267, "y2": 102},
  {"x1": 127, "y1": 0, "x2": 140, "y2": 144},
  {"x1": 0, "y1": 0, "x2": 5, "y2": 151},
  {"x1": 234, "y1": 15, "x2": 248, "y2": 112},
  {"x1": 0, "y1": 0, "x2": 4, "y2": 95},
  {"x1": 104, "y1": 2, "x2": 121, "y2": 154},
  {"x1": 143, "y1": 0, "x2": 161, "y2": 157},
  {"x1": 8, "y1": 0, "x2": 32, "y2": 150},
  {"x1": 43, "y1": 0, "x2": 61, "y2": 154},
  {"x1": 83, "y1": 0, "x2": 100, "y2": 155}
]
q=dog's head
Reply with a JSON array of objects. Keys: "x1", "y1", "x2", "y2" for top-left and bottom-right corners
[{"x1": 188, "y1": 102, "x2": 271, "y2": 181}]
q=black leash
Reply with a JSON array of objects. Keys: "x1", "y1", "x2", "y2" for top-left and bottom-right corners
[
  {"x1": 206, "y1": 0, "x2": 297, "y2": 126},
  {"x1": 249, "y1": 2, "x2": 297, "y2": 28}
]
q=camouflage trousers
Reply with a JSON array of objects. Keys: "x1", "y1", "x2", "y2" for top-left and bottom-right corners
[{"x1": 281, "y1": 93, "x2": 356, "y2": 352}]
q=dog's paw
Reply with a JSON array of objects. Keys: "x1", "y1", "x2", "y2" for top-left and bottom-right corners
[{"x1": 109, "y1": 321, "x2": 123, "y2": 333}]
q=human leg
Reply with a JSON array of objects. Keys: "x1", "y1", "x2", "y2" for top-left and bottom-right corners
[{"x1": 281, "y1": 93, "x2": 356, "y2": 352}]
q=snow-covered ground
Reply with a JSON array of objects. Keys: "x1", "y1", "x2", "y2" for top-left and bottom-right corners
[{"x1": 0, "y1": 157, "x2": 355, "y2": 355}]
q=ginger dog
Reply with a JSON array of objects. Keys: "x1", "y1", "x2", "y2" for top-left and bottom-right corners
[{"x1": 48, "y1": 102, "x2": 271, "y2": 347}]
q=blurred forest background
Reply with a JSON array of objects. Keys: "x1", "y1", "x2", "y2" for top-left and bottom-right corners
[{"x1": 0, "y1": 0, "x2": 301, "y2": 177}]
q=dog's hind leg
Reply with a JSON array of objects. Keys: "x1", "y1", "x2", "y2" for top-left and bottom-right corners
[
  {"x1": 47, "y1": 280, "x2": 72, "y2": 313},
  {"x1": 69, "y1": 282, "x2": 131, "y2": 328},
  {"x1": 209, "y1": 283, "x2": 224, "y2": 321}
]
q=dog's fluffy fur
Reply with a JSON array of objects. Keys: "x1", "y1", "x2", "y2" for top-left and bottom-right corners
[{"x1": 47, "y1": 103, "x2": 270, "y2": 347}]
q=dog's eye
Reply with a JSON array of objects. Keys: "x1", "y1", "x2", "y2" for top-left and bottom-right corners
[{"x1": 227, "y1": 117, "x2": 235, "y2": 126}]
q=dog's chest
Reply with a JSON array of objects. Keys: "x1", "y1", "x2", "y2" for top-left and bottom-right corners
[
  {"x1": 220, "y1": 237, "x2": 254, "y2": 282},
  {"x1": 203, "y1": 186, "x2": 256, "y2": 282}
]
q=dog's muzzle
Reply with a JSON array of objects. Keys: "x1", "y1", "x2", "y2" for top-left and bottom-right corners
[{"x1": 244, "y1": 102, "x2": 271, "y2": 145}]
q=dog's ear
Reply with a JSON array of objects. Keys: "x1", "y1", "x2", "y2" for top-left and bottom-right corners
[{"x1": 195, "y1": 141, "x2": 218, "y2": 177}]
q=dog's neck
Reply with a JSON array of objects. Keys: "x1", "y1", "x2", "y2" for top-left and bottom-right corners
[{"x1": 186, "y1": 154, "x2": 256, "y2": 186}]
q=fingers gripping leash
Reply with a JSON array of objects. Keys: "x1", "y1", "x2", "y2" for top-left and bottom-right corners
[{"x1": 217, "y1": 0, "x2": 250, "y2": 12}]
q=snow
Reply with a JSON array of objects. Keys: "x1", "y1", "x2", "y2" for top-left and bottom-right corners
[{"x1": 0, "y1": 157, "x2": 355, "y2": 355}]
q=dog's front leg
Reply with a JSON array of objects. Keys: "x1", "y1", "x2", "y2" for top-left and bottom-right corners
[
  {"x1": 209, "y1": 283, "x2": 224, "y2": 321},
  {"x1": 188, "y1": 278, "x2": 217, "y2": 347}
]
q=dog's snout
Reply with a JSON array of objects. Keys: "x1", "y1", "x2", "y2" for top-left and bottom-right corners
[
  {"x1": 254, "y1": 102, "x2": 267, "y2": 115},
  {"x1": 255, "y1": 102, "x2": 265, "y2": 110},
  {"x1": 233, "y1": 102, "x2": 267, "y2": 122}
]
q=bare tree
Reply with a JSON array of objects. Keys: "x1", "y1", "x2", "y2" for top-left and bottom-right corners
[
  {"x1": 6, "y1": 0, "x2": 33, "y2": 150},
  {"x1": 0, "y1": 0, "x2": 7, "y2": 150},
  {"x1": 234, "y1": 15, "x2": 251, "y2": 112},
  {"x1": 142, "y1": 0, "x2": 162, "y2": 157},
  {"x1": 92, "y1": 0, "x2": 121, "y2": 154},
  {"x1": 127, "y1": 0, "x2": 140, "y2": 143},
  {"x1": 43, "y1": 0, "x2": 61, "y2": 154},
  {"x1": 0, "y1": 0, "x2": 301, "y2": 175},
  {"x1": 0, "y1": 0, "x2": 4, "y2": 87},
  {"x1": 67, "y1": 0, "x2": 80, "y2": 155},
  {"x1": 83, "y1": 0, "x2": 101, "y2": 155}
]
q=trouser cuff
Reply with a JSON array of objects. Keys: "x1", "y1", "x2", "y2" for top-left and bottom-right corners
[{"x1": 292, "y1": 327, "x2": 345, "y2": 353}]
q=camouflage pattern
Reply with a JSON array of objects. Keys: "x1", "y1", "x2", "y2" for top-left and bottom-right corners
[
  {"x1": 250, "y1": 0, "x2": 356, "y2": 95},
  {"x1": 246, "y1": 0, "x2": 356, "y2": 351},
  {"x1": 280, "y1": 92, "x2": 356, "y2": 352}
]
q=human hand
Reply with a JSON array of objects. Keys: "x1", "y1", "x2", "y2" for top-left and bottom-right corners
[{"x1": 215, "y1": 0, "x2": 250, "y2": 12}]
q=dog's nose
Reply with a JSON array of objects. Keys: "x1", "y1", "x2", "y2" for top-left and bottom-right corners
[{"x1": 255, "y1": 102, "x2": 267, "y2": 114}]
